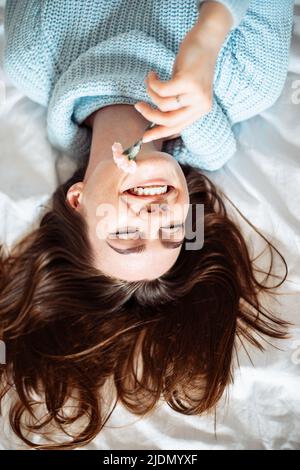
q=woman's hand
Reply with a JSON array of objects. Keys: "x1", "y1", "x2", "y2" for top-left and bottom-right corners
[
  {"x1": 135, "y1": 30, "x2": 215, "y2": 143},
  {"x1": 134, "y1": 1, "x2": 233, "y2": 143}
]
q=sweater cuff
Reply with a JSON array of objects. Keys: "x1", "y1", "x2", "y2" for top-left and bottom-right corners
[
  {"x1": 197, "y1": 0, "x2": 250, "y2": 29},
  {"x1": 166, "y1": 95, "x2": 237, "y2": 171}
]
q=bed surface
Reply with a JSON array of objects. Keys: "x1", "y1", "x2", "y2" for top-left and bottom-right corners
[{"x1": 0, "y1": 0, "x2": 299, "y2": 450}]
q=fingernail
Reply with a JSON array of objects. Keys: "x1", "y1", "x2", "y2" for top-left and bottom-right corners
[{"x1": 142, "y1": 136, "x2": 150, "y2": 143}]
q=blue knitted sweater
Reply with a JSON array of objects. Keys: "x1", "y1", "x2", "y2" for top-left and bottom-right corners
[{"x1": 3, "y1": 0, "x2": 294, "y2": 170}]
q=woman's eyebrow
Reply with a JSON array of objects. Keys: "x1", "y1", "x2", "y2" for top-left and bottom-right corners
[{"x1": 106, "y1": 239, "x2": 184, "y2": 255}]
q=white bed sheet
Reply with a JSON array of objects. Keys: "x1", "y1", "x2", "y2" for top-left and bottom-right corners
[{"x1": 0, "y1": 0, "x2": 299, "y2": 450}]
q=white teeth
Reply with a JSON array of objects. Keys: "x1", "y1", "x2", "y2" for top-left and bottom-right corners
[{"x1": 131, "y1": 185, "x2": 168, "y2": 196}]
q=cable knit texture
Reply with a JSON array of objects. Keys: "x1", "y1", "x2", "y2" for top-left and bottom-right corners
[{"x1": 3, "y1": 0, "x2": 294, "y2": 171}]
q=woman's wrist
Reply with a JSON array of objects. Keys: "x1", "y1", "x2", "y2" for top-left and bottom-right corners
[{"x1": 193, "y1": 1, "x2": 233, "y2": 56}]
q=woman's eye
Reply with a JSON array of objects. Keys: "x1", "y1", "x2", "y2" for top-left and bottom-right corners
[
  {"x1": 118, "y1": 232, "x2": 139, "y2": 240},
  {"x1": 109, "y1": 230, "x2": 140, "y2": 240},
  {"x1": 109, "y1": 224, "x2": 184, "y2": 239},
  {"x1": 161, "y1": 223, "x2": 184, "y2": 234}
]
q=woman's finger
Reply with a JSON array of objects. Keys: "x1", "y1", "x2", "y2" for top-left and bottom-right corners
[
  {"x1": 142, "y1": 125, "x2": 182, "y2": 143},
  {"x1": 134, "y1": 101, "x2": 193, "y2": 128},
  {"x1": 142, "y1": 113, "x2": 199, "y2": 143},
  {"x1": 145, "y1": 81, "x2": 191, "y2": 112},
  {"x1": 147, "y1": 71, "x2": 190, "y2": 97}
]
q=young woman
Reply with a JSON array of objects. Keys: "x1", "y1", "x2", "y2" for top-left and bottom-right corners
[{"x1": 0, "y1": 0, "x2": 295, "y2": 449}]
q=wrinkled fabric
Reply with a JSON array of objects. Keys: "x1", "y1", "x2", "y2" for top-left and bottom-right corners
[{"x1": 0, "y1": 0, "x2": 299, "y2": 450}]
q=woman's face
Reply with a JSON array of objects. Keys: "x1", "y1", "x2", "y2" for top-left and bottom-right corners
[{"x1": 67, "y1": 150, "x2": 189, "y2": 281}]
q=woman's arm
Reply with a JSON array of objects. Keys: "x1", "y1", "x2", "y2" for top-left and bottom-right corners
[
  {"x1": 196, "y1": 0, "x2": 250, "y2": 30},
  {"x1": 212, "y1": 0, "x2": 295, "y2": 124},
  {"x1": 136, "y1": 0, "x2": 235, "y2": 144},
  {"x1": 194, "y1": 1, "x2": 233, "y2": 54},
  {"x1": 3, "y1": 0, "x2": 51, "y2": 107}
]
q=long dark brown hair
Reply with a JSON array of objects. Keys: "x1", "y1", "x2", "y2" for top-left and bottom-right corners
[{"x1": 0, "y1": 161, "x2": 292, "y2": 449}]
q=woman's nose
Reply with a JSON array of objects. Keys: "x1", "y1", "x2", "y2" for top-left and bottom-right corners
[{"x1": 141, "y1": 202, "x2": 169, "y2": 215}]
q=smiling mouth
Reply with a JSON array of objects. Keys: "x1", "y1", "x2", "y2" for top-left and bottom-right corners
[{"x1": 123, "y1": 185, "x2": 174, "y2": 198}]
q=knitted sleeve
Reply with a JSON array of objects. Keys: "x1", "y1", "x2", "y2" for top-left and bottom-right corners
[
  {"x1": 177, "y1": 95, "x2": 236, "y2": 171},
  {"x1": 197, "y1": 0, "x2": 250, "y2": 29},
  {"x1": 3, "y1": 0, "x2": 52, "y2": 106},
  {"x1": 213, "y1": 0, "x2": 295, "y2": 125}
]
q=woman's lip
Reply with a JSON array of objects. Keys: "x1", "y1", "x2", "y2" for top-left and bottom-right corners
[
  {"x1": 121, "y1": 179, "x2": 173, "y2": 193},
  {"x1": 121, "y1": 186, "x2": 176, "y2": 201},
  {"x1": 131, "y1": 179, "x2": 171, "y2": 187}
]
